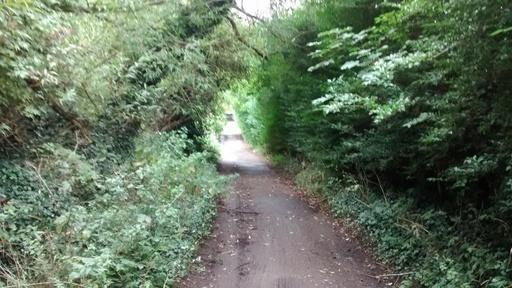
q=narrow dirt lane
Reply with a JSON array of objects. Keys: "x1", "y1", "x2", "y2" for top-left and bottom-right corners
[{"x1": 179, "y1": 119, "x2": 384, "y2": 288}]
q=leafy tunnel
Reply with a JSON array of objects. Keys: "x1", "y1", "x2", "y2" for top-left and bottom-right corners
[{"x1": 1, "y1": 0, "x2": 511, "y2": 287}]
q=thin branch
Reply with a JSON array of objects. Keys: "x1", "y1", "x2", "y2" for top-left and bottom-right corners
[
  {"x1": 233, "y1": 262, "x2": 250, "y2": 271},
  {"x1": 229, "y1": 209, "x2": 260, "y2": 215},
  {"x1": 371, "y1": 271, "x2": 415, "y2": 279},
  {"x1": 225, "y1": 15, "x2": 267, "y2": 59},
  {"x1": 25, "y1": 161, "x2": 53, "y2": 196},
  {"x1": 159, "y1": 116, "x2": 191, "y2": 132},
  {"x1": 232, "y1": 5, "x2": 301, "y2": 48},
  {"x1": 233, "y1": 5, "x2": 265, "y2": 22},
  {"x1": 47, "y1": 96, "x2": 91, "y2": 144},
  {"x1": 80, "y1": 83, "x2": 100, "y2": 113},
  {"x1": 373, "y1": 170, "x2": 388, "y2": 205}
]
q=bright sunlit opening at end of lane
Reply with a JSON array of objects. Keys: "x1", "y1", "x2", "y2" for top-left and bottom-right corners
[
  {"x1": 235, "y1": 0, "x2": 300, "y2": 18},
  {"x1": 236, "y1": 0, "x2": 272, "y2": 17}
]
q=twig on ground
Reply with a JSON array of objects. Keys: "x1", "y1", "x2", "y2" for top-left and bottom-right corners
[
  {"x1": 372, "y1": 271, "x2": 415, "y2": 279},
  {"x1": 232, "y1": 262, "x2": 250, "y2": 271}
]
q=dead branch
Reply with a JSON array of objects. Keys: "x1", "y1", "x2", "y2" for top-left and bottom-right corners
[
  {"x1": 25, "y1": 161, "x2": 53, "y2": 196},
  {"x1": 80, "y1": 83, "x2": 100, "y2": 113},
  {"x1": 372, "y1": 271, "x2": 415, "y2": 279}
]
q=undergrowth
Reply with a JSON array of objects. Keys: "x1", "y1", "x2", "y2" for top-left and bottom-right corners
[
  {"x1": 276, "y1": 157, "x2": 512, "y2": 288},
  {"x1": 0, "y1": 132, "x2": 225, "y2": 287}
]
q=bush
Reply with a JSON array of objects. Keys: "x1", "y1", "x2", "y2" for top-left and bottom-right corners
[
  {"x1": 1, "y1": 1, "x2": 248, "y2": 285},
  {"x1": 1, "y1": 132, "x2": 225, "y2": 287},
  {"x1": 233, "y1": 0, "x2": 512, "y2": 286}
]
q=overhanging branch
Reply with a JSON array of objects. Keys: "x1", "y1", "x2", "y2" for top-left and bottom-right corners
[
  {"x1": 225, "y1": 16, "x2": 267, "y2": 59},
  {"x1": 233, "y1": 5, "x2": 266, "y2": 22},
  {"x1": 232, "y1": 5, "x2": 301, "y2": 48}
]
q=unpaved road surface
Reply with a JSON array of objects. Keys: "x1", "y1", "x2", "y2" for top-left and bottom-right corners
[{"x1": 178, "y1": 119, "x2": 384, "y2": 288}]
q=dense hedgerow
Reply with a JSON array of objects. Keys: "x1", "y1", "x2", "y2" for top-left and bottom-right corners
[
  {"x1": 285, "y1": 162, "x2": 512, "y2": 287},
  {"x1": 0, "y1": 0, "x2": 248, "y2": 286},
  {"x1": 1, "y1": 132, "x2": 225, "y2": 286},
  {"x1": 232, "y1": 0, "x2": 512, "y2": 286}
]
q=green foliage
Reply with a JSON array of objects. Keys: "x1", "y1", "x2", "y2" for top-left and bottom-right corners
[
  {"x1": 326, "y1": 173, "x2": 512, "y2": 288},
  {"x1": 1, "y1": 132, "x2": 225, "y2": 286},
  {"x1": 0, "y1": 0, "x2": 249, "y2": 285},
  {"x1": 234, "y1": 0, "x2": 512, "y2": 286},
  {"x1": 280, "y1": 161, "x2": 512, "y2": 287},
  {"x1": 0, "y1": 0, "x2": 244, "y2": 145},
  {"x1": 307, "y1": 0, "x2": 512, "y2": 206}
]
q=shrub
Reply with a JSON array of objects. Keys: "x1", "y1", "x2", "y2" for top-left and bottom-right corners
[
  {"x1": 1, "y1": 132, "x2": 225, "y2": 287},
  {"x1": 233, "y1": 0, "x2": 512, "y2": 286}
]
